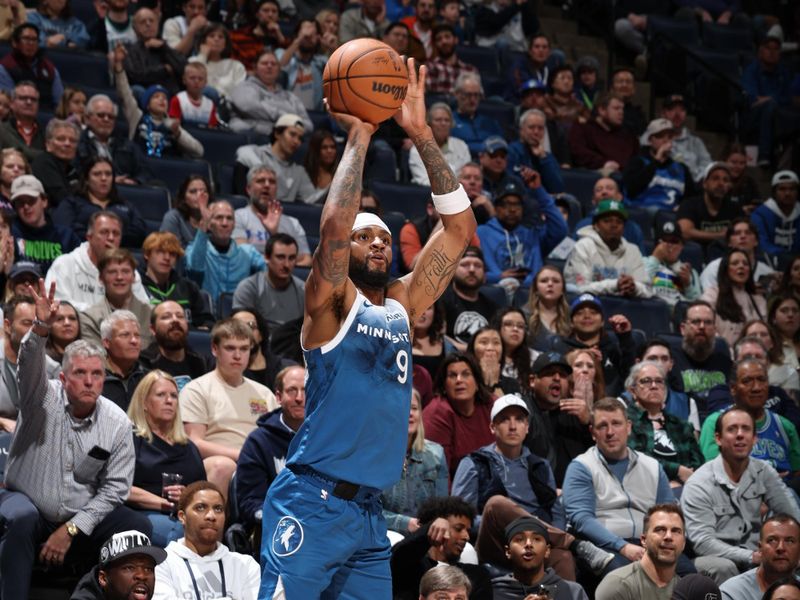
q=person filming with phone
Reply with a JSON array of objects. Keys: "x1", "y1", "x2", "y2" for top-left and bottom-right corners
[{"x1": 0, "y1": 279, "x2": 150, "y2": 600}]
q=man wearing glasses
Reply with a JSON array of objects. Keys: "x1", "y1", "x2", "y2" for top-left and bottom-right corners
[
  {"x1": 0, "y1": 81, "x2": 46, "y2": 159},
  {"x1": 451, "y1": 72, "x2": 503, "y2": 155},
  {"x1": 77, "y1": 94, "x2": 153, "y2": 185},
  {"x1": 0, "y1": 23, "x2": 63, "y2": 111},
  {"x1": 671, "y1": 300, "x2": 733, "y2": 419}
]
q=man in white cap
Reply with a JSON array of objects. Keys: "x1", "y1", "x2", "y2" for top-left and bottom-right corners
[
  {"x1": 259, "y1": 59, "x2": 477, "y2": 599},
  {"x1": 452, "y1": 394, "x2": 576, "y2": 581},
  {"x1": 752, "y1": 170, "x2": 800, "y2": 255},
  {"x1": 10, "y1": 173, "x2": 80, "y2": 273},
  {"x1": 71, "y1": 530, "x2": 167, "y2": 600},
  {"x1": 623, "y1": 117, "x2": 697, "y2": 211},
  {"x1": 233, "y1": 112, "x2": 319, "y2": 203}
]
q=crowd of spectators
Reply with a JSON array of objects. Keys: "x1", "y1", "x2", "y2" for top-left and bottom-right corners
[{"x1": 0, "y1": 0, "x2": 798, "y2": 598}]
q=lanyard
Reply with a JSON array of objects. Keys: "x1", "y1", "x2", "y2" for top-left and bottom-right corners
[{"x1": 182, "y1": 557, "x2": 227, "y2": 600}]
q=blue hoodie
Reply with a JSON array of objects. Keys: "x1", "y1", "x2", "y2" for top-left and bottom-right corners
[
  {"x1": 751, "y1": 197, "x2": 800, "y2": 255},
  {"x1": 477, "y1": 187, "x2": 567, "y2": 287},
  {"x1": 236, "y1": 408, "x2": 296, "y2": 525}
]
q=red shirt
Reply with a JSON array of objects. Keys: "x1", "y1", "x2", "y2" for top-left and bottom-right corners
[{"x1": 423, "y1": 395, "x2": 495, "y2": 478}]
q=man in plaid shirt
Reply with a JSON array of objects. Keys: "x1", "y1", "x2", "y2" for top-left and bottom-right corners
[{"x1": 426, "y1": 24, "x2": 478, "y2": 96}]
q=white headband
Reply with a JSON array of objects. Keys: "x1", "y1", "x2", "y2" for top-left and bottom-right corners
[{"x1": 352, "y1": 212, "x2": 391, "y2": 235}]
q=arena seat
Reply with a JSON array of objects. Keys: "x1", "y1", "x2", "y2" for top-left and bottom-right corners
[
  {"x1": 282, "y1": 203, "x2": 323, "y2": 237},
  {"x1": 456, "y1": 45, "x2": 499, "y2": 75},
  {"x1": 187, "y1": 329, "x2": 213, "y2": 363},
  {"x1": 117, "y1": 184, "x2": 171, "y2": 232},
  {"x1": 370, "y1": 181, "x2": 431, "y2": 220},
  {"x1": 47, "y1": 48, "x2": 111, "y2": 89},
  {"x1": 480, "y1": 284, "x2": 508, "y2": 308},
  {"x1": 560, "y1": 169, "x2": 601, "y2": 215},
  {"x1": 183, "y1": 126, "x2": 250, "y2": 168},
  {"x1": 701, "y1": 22, "x2": 753, "y2": 54},
  {"x1": 143, "y1": 157, "x2": 213, "y2": 197}
]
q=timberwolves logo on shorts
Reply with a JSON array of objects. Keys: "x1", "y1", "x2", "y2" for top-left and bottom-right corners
[{"x1": 272, "y1": 516, "x2": 304, "y2": 557}]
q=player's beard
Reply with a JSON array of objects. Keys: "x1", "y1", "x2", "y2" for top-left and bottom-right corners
[{"x1": 349, "y1": 257, "x2": 390, "y2": 291}]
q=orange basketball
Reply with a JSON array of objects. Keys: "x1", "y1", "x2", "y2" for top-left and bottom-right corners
[{"x1": 323, "y1": 38, "x2": 409, "y2": 124}]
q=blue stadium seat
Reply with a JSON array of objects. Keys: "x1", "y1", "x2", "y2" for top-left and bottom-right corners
[
  {"x1": 216, "y1": 164, "x2": 235, "y2": 194},
  {"x1": 306, "y1": 235, "x2": 319, "y2": 254},
  {"x1": 183, "y1": 126, "x2": 250, "y2": 168},
  {"x1": 686, "y1": 47, "x2": 741, "y2": 83},
  {"x1": 47, "y1": 48, "x2": 111, "y2": 89},
  {"x1": 681, "y1": 241, "x2": 705, "y2": 273},
  {"x1": 187, "y1": 329, "x2": 213, "y2": 362},
  {"x1": 71, "y1": 0, "x2": 100, "y2": 26},
  {"x1": 218, "y1": 292, "x2": 234, "y2": 319},
  {"x1": 282, "y1": 203, "x2": 323, "y2": 237},
  {"x1": 456, "y1": 45, "x2": 499, "y2": 75},
  {"x1": 476, "y1": 100, "x2": 516, "y2": 139},
  {"x1": 480, "y1": 284, "x2": 508, "y2": 308},
  {"x1": 217, "y1": 193, "x2": 248, "y2": 210},
  {"x1": 117, "y1": 184, "x2": 171, "y2": 232},
  {"x1": 144, "y1": 157, "x2": 213, "y2": 197},
  {"x1": 307, "y1": 110, "x2": 333, "y2": 131},
  {"x1": 294, "y1": 266, "x2": 311, "y2": 281},
  {"x1": 560, "y1": 169, "x2": 601, "y2": 215},
  {"x1": 627, "y1": 207, "x2": 654, "y2": 241},
  {"x1": 370, "y1": 181, "x2": 431, "y2": 220},
  {"x1": 383, "y1": 210, "x2": 406, "y2": 240},
  {"x1": 596, "y1": 296, "x2": 672, "y2": 337},
  {"x1": 365, "y1": 141, "x2": 397, "y2": 183}
]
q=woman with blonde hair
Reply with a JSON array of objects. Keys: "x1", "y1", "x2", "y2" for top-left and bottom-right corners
[
  {"x1": 127, "y1": 370, "x2": 206, "y2": 546},
  {"x1": 526, "y1": 265, "x2": 571, "y2": 350},
  {"x1": 565, "y1": 348, "x2": 604, "y2": 407},
  {"x1": 381, "y1": 389, "x2": 448, "y2": 538}
]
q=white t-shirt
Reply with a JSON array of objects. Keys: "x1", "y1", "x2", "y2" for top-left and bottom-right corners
[
  {"x1": 233, "y1": 206, "x2": 311, "y2": 255},
  {"x1": 179, "y1": 370, "x2": 277, "y2": 449}
]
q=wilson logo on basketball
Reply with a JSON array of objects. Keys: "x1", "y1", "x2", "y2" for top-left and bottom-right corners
[{"x1": 372, "y1": 82, "x2": 407, "y2": 101}]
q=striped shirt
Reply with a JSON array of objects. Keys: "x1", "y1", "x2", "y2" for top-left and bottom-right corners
[{"x1": 4, "y1": 331, "x2": 135, "y2": 534}]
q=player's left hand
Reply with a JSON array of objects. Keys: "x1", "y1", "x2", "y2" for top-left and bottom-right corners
[{"x1": 394, "y1": 58, "x2": 428, "y2": 138}]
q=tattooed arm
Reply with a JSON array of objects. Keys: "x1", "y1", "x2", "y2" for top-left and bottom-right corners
[
  {"x1": 390, "y1": 60, "x2": 477, "y2": 323},
  {"x1": 303, "y1": 116, "x2": 375, "y2": 349}
]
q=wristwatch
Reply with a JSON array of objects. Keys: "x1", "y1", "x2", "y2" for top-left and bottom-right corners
[{"x1": 65, "y1": 521, "x2": 79, "y2": 537}]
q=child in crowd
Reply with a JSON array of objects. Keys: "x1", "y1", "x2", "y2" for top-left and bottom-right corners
[
  {"x1": 113, "y1": 44, "x2": 203, "y2": 158},
  {"x1": 168, "y1": 62, "x2": 220, "y2": 128}
]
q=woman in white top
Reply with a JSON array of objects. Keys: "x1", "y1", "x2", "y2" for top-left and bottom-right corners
[
  {"x1": 189, "y1": 23, "x2": 247, "y2": 99},
  {"x1": 701, "y1": 248, "x2": 767, "y2": 347}
]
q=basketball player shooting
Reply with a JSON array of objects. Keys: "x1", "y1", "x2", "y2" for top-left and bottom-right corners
[{"x1": 258, "y1": 58, "x2": 477, "y2": 599}]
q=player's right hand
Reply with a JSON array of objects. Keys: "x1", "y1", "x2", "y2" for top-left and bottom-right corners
[{"x1": 322, "y1": 98, "x2": 377, "y2": 136}]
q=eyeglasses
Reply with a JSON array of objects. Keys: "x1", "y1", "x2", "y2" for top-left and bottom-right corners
[
  {"x1": 502, "y1": 321, "x2": 526, "y2": 330},
  {"x1": 91, "y1": 112, "x2": 115, "y2": 120},
  {"x1": 14, "y1": 196, "x2": 39, "y2": 207},
  {"x1": 15, "y1": 96, "x2": 39, "y2": 104},
  {"x1": 637, "y1": 377, "x2": 665, "y2": 387},
  {"x1": 17, "y1": 36, "x2": 38, "y2": 43},
  {"x1": 686, "y1": 318, "x2": 714, "y2": 327}
]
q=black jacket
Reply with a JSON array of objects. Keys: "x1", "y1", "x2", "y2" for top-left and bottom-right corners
[
  {"x1": 236, "y1": 408, "x2": 295, "y2": 524},
  {"x1": 31, "y1": 150, "x2": 79, "y2": 205},
  {"x1": 141, "y1": 269, "x2": 216, "y2": 329},
  {"x1": 77, "y1": 128, "x2": 153, "y2": 184},
  {"x1": 70, "y1": 565, "x2": 104, "y2": 600},
  {"x1": 390, "y1": 522, "x2": 494, "y2": 600},
  {"x1": 123, "y1": 39, "x2": 186, "y2": 94}
]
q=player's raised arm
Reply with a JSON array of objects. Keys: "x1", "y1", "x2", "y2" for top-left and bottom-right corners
[
  {"x1": 393, "y1": 60, "x2": 477, "y2": 322},
  {"x1": 303, "y1": 111, "x2": 376, "y2": 345}
]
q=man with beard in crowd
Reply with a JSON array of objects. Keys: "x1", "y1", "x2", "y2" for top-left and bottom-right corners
[
  {"x1": 677, "y1": 162, "x2": 742, "y2": 247},
  {"x1": 140, "y1": 300, "x2": 208, "y2": 391},
  {"x1": 425, "y1": 24, "x2": 477, "y2": 95},
  {"x1": 670, "y1": 300, "x2": 732, "y2": 418},
  {"x1": 595, "y1": 504, "x2": 687, "y2": 599},
  {"x1": 438, "y1": 246, "x2": 499, "y2": 347},
  {"x1": 70, "y1": 530, "x2": 167, "y2": 600}
]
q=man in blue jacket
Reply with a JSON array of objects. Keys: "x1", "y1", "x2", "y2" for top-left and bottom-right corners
[
  {"x1": 506, "y1": 109, "x2": 565, "y2": 195},
  {"x1": 236, "y1": 365, "x2": 305, "y2": 529},
  {"x1": 752, "y1": 170, "x2": 800, "y2": 256},
  {"x1": 476, "y1": 179, "x2": 567, "y2": 292}
]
